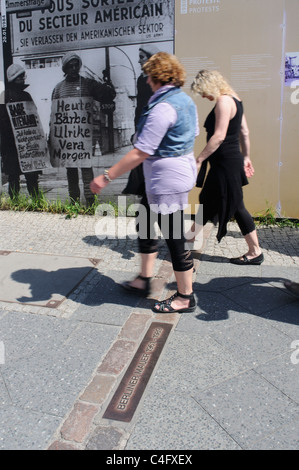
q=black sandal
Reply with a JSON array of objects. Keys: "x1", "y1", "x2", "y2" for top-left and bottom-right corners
[
  {"x1": 121, "y1": 275, "x2": 151, "y2": 297},
  {"x1": 153, "y1": 291, "x2": 196, "y2": 314}
]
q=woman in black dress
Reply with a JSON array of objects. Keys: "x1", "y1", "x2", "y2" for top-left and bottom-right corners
[{"x1": 190, "y1": 70, "x2": 263, "y2": 265}]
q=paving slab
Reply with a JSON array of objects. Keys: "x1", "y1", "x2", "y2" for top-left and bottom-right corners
[
  {"x1": 0, "y1": 404, "x2": 61, "y2": 450},
  {"x1": 256, "y1": 352, "x2": 299, "y2": 404},
  {"x1": 0, "y1": 311, "x2": 120, "y2": 417},
  {"x1": 262, "y1": 301, "x2": 299, "y2": 338},
  {"x1": 177, "y1": 290, "x2": 255, "y2": 333},
  {"x1": 207, "y1": 316, "x2": 294, "y2": 368},
  {"x1": 193, "y1": 369, "x2": 299, "y2": 450},
  {"x1": 72, "y1": 270, "x2": 144, "y2": 326},
  {"x1": 249, "y1": 415, "x2": 299, "y2": 450},
  {"x1": 126, "y1": 391, "x2": 242, "y2": 451},
  {"x1": 222, "y1": 277, "x2": 296, "y2": 315},
  {"x1": 0, "y1": 251, "x2": 97, "y2": 307},
  {"x1": 130, "y1": 330, "x2": 247, "y2": 397}
]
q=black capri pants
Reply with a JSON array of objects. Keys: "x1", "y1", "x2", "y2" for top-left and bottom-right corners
[
  {"x1": 201, "y1": 197, "x2": 256, "y2": 237},
  {"x1": 233, "y1": 200, "x2": 256, "y2": 236},
  {"x1": 136, "y1": 196, "x2": 194, "y2": 272}
]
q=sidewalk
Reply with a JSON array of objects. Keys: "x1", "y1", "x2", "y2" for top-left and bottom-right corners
[{"x1": 0, "y1": 210, "x2": 298, "y2": 451}]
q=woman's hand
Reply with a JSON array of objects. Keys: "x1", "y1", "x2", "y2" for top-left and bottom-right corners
[
  {"x1": 196, "y1": 155, "x2": 204, "y2": 171},
  {"x1": 90, "y1": 175, "x2": 110, "y2": 194},
  {"x1": 244, "y1": 156, "x2": 254, "y2": 178},
  {"x1": 90, "y1": 148, "x2": 148, "y2": 196}
]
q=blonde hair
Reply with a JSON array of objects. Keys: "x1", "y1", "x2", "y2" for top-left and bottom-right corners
[
  {"x1": 191, "y1": 69, "x2": 235, "y2": 100},
  {"x1": 143, "y1": 52, "x2": 186, "y2": 87}
]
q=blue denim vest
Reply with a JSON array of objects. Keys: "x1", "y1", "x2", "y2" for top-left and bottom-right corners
[{"x1": 136, "y1": 87, "x2": 197, "y2": 157}]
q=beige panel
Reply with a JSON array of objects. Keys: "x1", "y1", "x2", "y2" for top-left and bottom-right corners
[
  {"x1": 280, "y1": 0, "x2": 299, "y2": 218},
  {"x1": 176, "y1": 0, "x2": 298, "y2": 218}
]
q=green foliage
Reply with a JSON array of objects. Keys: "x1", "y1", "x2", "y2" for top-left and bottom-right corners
[
  {"x1": 0, "y1": 191, "x2": 118, "y2": 218},
  {"x1": 253, "y1": 203, "x2": 299, "y2": 228},
  {"x1": 0, "y1": 193, "x2": 298, "y2": 227}
]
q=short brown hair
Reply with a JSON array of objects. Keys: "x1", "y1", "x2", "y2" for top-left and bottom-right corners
[{"x1": 143, "y1": 52, "x2": 186, "y2": 87}]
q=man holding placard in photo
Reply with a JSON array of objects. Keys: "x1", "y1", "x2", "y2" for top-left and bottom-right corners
[
  {"x1": 49, "y1": 52, "x2": 116, "y2": 207},
  {"x1": 0, "y1": 64, "x2": 48, "y2": 199}
]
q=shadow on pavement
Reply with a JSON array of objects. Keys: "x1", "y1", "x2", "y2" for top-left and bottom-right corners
[{"x1": 167, "y1": 275, "x2": 299, "y2": 325}]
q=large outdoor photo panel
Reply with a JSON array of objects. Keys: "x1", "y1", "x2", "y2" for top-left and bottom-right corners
[
  {"x1": 0, "y1": 0, "x2": 175, "y2": 203},
  {"x1": 1, "y1": 0, "x2": 298, "y2": 218}
]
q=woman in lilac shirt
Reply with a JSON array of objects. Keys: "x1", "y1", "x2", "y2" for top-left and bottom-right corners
[{"x1": 91, "y1": 52, "x2": 199, "y2": 313}]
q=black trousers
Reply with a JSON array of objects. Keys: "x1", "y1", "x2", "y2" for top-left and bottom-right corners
[
  {"x1": 202, "y1": 198, "x2": 256, "y2": 237},
  {"x1": 233, "y1": 200, "x2": 256, "y2": 236},
  {"x1": 136, "y1": 196, "x2": 194, "y2": 272},
  {"x1": 8, "y1": 172, "x2": 39, "y2": 199},
  {"x1": 67, "y1": 167, "x2": 94, "y2": 205}
]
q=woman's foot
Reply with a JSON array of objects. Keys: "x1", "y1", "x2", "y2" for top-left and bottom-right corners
[
  {"x1": 153, "y1": 291, "x2": 196, "y2": 313},
  {"x1": 230, "y1": 252, "x2": 264, "y2": 265},
  {"x1": 121, "y1": 275, "x2": 151, "y2": 297}
]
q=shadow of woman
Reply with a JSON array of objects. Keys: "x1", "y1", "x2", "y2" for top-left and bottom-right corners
[
  {"x1": 167, "y1": 275, "x2": 299, "y2": 325},
  {"x1": 11, "y1": 267, "x2": 145, "y2": 309},
  {"x1": 82, "y1": 235, "x2": 137, "y2": 260}
]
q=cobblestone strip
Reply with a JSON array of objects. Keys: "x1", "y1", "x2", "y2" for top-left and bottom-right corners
[
  {"x1": 47, "y1": 268, "x2": 174, "y2": 449},
  {"x1": 204, "y1": 222, "x2": 299, "y2": 266},
  {"x1": 47, "y1": 225, "x2": 213, "y2": 450}
]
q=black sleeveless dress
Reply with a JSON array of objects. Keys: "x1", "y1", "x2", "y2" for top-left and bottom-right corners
[{"x1": 197, "y1": 97, "x2": 248, "y2": 242}]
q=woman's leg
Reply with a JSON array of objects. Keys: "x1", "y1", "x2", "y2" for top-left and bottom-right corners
[
  {"x1": 234, "y1": 201, "x2": 262, "y2": 259},
  {"x1": 171, "y1": 267, "x2": 194, "y2": 309},
  {"x1": 153, "y1": 265, "x2": 195, "y2": 313},
  {"x1": 123, "y1": 196, "x2": 158, "y2": 291},
  {"x1": 126, "y1": 252, "x2": 158, "y2": 290},
  {"x1": 243, "y1": 230, "x2": 262, "y2": 259},
  {"x1": 175, "y1": 267, "x2": 194, "y2": 294},
  {"x1": 154, "y1": 210, "x2": 196, "y2": 312}
]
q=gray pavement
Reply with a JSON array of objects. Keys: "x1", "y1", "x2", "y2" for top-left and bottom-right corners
[{"x1": 0, "y1": 210, "x2": 298, "y2": 451}]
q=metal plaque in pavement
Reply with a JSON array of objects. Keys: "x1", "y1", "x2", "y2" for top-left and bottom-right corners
[{"x1": 103, "y1": 322, "x2": 173, "y2": 422}]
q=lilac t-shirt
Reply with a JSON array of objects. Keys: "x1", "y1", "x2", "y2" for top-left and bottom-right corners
[{"x1": 134, "y1": 85, "x2": 199, "y2": 214}]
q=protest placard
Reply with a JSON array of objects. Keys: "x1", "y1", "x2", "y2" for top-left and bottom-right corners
[
  {"x1": 49, "y1": 97, "x2": 94, "y2": 168},
  {"x1": 6, "y1": 99, "x2": 51, "y2": 172}
]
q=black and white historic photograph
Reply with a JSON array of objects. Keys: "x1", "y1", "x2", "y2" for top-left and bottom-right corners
[{"x1": 0, "y1": 0, "x2": 175, "y2": 204}]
